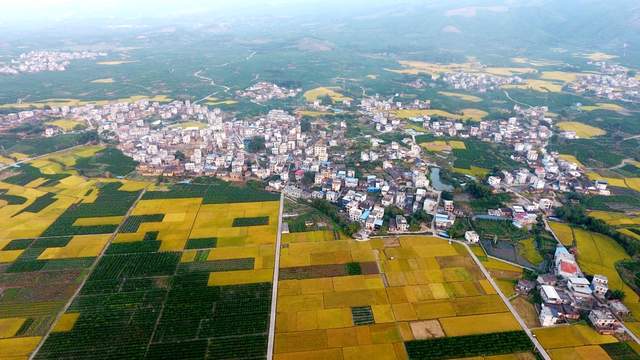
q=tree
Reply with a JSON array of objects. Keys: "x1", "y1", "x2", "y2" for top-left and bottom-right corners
[
  {"x1": 300, "y1": 117, "x2": 312, "y2": 133},
  {"x1": 606, "y1": 289, "x2": 626, "y2": 300},
  {"x1": 246, "y1": 136, "x2": 266, "y2": 153},
  {"x1": 174, "y1": 151, "x2": 186, "y2": 161}
]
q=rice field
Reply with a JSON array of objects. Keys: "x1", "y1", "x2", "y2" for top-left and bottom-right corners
[
  {"x1": 437, "y1": 91, "x2": 483, "y2": 103},
  {"x1": 420, "y1": 140, "x2": 466, "y2": 152},
  {"x1": 33, "y1": 187, "x2": 281, "y2": 359},
  {"x1": 385, "y1": 60, "x2": 535, "y2": 78},
  {"x1": 1, "y1": 154, "x2": 284, "y2": 359},
  {"x1": 394, "y1": 108, "x2": 488, "y2": 121},
  {"x1": 44, "y1": 119, "x2": 85, "y2": 131},
  {"x1": 533, "y1": 324, "x2": 618, "y2": 357},
  {"x1": 579, "y1": 103, "x2": 627, "y2": 113},
  {"x1": 275, "y1": 234, "x2": 529, "y2": 359},
  {"x1": 549, "y1": 222, "x2": 574, "y2": 246},
  {"x1": 304, "y1": 87, "x2": 352, "y2": 103},
  {"x1": 502, "y1": 79, "x2": 564, "y2": 93},
  {"x1": 556, "y1": 122, "x2": 606, "y2": 138}
]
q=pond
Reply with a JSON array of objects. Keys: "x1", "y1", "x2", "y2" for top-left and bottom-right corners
[{"x1": 430, "y1": 167, "x2": 453, "y2": 192}]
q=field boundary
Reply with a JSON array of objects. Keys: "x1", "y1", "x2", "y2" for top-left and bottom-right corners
[
  {"x1": 29, "y1": 188, "x2": 148, "y2": 360},
  {"x1": 267, "y1": 193, "x2": 284, "y2": 360}
]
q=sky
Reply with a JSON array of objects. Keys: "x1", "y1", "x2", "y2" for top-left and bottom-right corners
[{"x1": 0, "y1": 0, "x2": 376, "y2": 23}]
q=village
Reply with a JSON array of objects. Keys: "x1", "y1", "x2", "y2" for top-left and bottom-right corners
[
  {"x1": 0, "y1": 50, "x2": 106, "y2": 75},
  {"x1": 0, "y1": 90, "x2": 616, "y2": 244}
]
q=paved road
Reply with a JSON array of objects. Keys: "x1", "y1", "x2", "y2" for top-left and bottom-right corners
[
  {"x1": 267, "y1": 193, "x2": 285, "y2": 360},
  {"x1": 30, "y1": 189, "x2": 148, "y2": 360},
  {"x1": 446, "y1": 236, "x2": 551, "y2": 359}
]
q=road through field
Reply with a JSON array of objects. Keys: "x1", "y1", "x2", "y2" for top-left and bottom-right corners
[
  {"x1": 267, "y1": 193, "x2": 284, "y2": 360},
  {"x1": 443, "y1": 236, "x2": 552, "y2": 359},
  {"x1": 29, "y1": 189, "x2": 148, "y2": 360}
]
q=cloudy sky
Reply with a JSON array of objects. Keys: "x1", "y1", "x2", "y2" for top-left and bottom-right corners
[{"x1": 0, "y1": 0, "x2": 370, "y2": 23}]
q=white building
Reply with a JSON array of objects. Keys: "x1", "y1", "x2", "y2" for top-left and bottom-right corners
[
  {"x1": 540, "y1": 285, "x2": 562, "y2": 304},
  {"x1": 539, "y1": 305, "x2": 559, "y2": 327},
  {"x1": 591, "y1": 275, "x2": 609, "y2": 298},
  {"x1": 465, "y1": 231, "x2": 480, "y2": 244}
]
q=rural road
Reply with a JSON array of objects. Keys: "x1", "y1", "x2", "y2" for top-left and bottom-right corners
[{"x1": 267, "y1": 193, "x2": 285, "y2": 360}]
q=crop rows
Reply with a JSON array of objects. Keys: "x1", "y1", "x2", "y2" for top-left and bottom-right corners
[
  {"x1": 601, "y1": 342, "x2": 640, "y2": 360},
  {"x1": 4, "y1": 164, "x2": 70, "y2": 186},
  {"x1": 120, "y1": 214, "x2": 164, "y2": 233},
  {"x1": 142, "y1": 179, "x2": 279, "y2": 204},
  {"x1": 0, "y1": 190, "x2": 27, "y2": 205},
  {"x1": 185, "y1": 237, "x2": 217, "y2": 249},
  {"x1": 42, "y1": 182, "x2": 141, "y2": 236},
  {"x1": 16, "y1": 192, "x2": 57, "y2": 214},
  {"x1": 405, "y1": 331, "x2": 532, "y2": 359},
  {"x1": 232, "y1": 216, "x2": 270, "y2": 227}
]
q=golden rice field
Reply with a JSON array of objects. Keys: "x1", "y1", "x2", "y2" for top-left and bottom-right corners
[
  {"x1": 393, "y1": 108, "x2": 488, "y2": 121},
  {"x1": 90, "y1": 78, "x2": 115, "y2": 84},
  {"x1": 558, "y1": 154, "x2": 584, "y2": 167},
  {"x1": 295, "y1": 110, "x2": 334, "y2": 117},
  {"x1": 169, "y1": 121, "x2": 207, "y2": 129},
  {"x1": 502, "y1": 79, "x2": 564, "y2": 93},
  {"x1": 572, "y1": 227, "x2": 640, "y2": 316},
  {"x1": 0, "y1": 336, "x2": 42, "y2": 359},
  {"x1": 0, "y1": 95, "x2": 171, "y2": 110},
  {"x1": 38, "y1": 234, "x2": 112, "y2": 259},
  {"x1": 556, "y1": 122, "x2": 606, "y2": 138},
  {"x1": 533, "y1": 324, "x2": 618, "y2": 360},
  {"x1": 385, "y1": 60, "x2": 535, "y2": 78},
  {"x1": 589, "y1": 211, "x2": 640, "y2": 227},
  {"x1": 548, "y1": 222, "x2": 574, "y2": 246},
  {"x1": 51, "y1": 313, "x2": 80, "y2": 333},
  {"x1": 203, "y1": 97, "x2": 238, "y2": 106},
  {"x1": 437, "y1": 91, "x2": 483, "y2": 103},
  {"x1": 539, "y1": 71, "x2": 583, "y2": 83},
  {"x1": 275, "y1": 234, "x2": 523, "y2": 359},
  {"x1": 579, "y1": 103, "x2": 627, "y2": 113},
  {"x1": 581, "y1": 52, "x2": 618, "y2": 61},
  {"x1": 420, "y1": 140, "x2": 466, "y2": 152},
  {"x1": 585, "y1": 172, "x2": 640, "y2": 193},
  {"x1": 304, "y1": 87, "x2": 352, "y2": 103},
  {"x1": 44, "y1": 119, "x2": 86, "y2": 131},
  {"x1": 0, "y1": 317, "x2": 26, "y2": 338}
]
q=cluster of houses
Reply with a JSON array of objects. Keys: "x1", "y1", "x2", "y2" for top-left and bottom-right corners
[
  {"x1": 440, "y1": 71, "x2": 525, "y2": 93},
  {"x1": 569, "y1": 61, "x2": 640, "y2": 102},
  {"x1": 0, "y1": 50, "x2": 106, "y2": 75},
  {"x1": 516, "y1": 246, "x2": 629, "y2": 335},
  {"x1": 235, "y1": 82, "x2": 301, "y2": 103},
  {"x1": 359, "y1": 95, "x2": 431, "y2": 132}
]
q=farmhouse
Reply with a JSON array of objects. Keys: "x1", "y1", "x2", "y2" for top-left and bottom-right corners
[
  {"x1": 588, "y1": 309, "x2": 620, "y2": 335},
  {"x1": 554, "y1": 246, "x2": 581, "y2": 278},
  {"x1": 540, "y1": 285, "x2": 562, "y2": 304}
]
